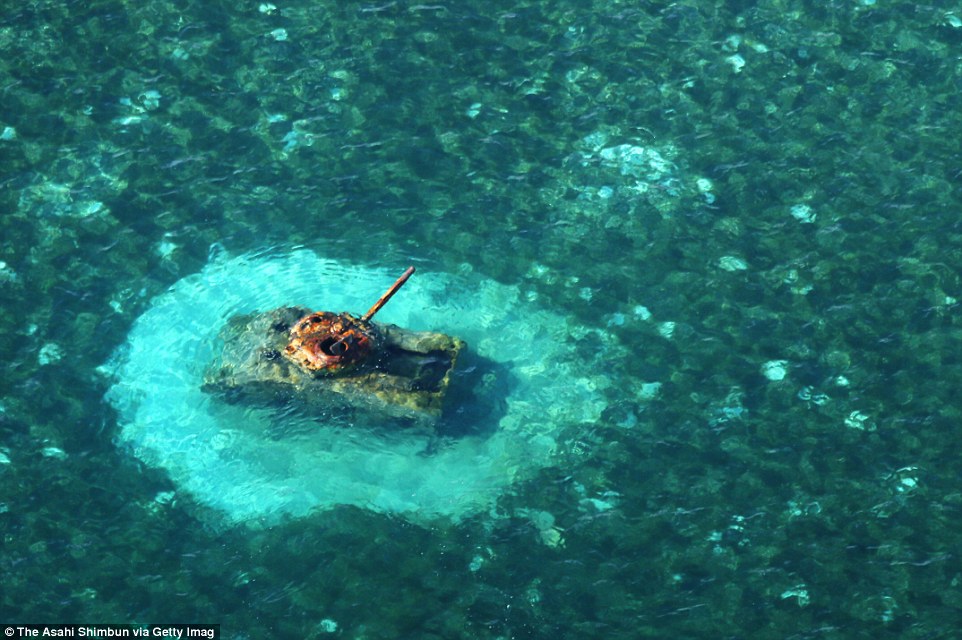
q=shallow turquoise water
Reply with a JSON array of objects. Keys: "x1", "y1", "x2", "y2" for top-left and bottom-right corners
[
  {"x1": 3, "y1": 1, "x2": 962, "y2": 637},
  {"x1": 105, "y1": 248, "x2": 612, "y2": 525}
]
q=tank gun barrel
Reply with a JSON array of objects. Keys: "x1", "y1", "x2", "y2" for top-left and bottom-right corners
[{"x1": 361, "y1": 266, "x2": 416, "y2": 322}]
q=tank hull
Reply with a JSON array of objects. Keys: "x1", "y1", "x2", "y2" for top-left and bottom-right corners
[{"x1": 202, "y1": 306, "x2": 465, "y2": 427}]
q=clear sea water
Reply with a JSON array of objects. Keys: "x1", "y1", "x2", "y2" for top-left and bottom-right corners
[{"x1": 2, "y1": 1, "x2": 962, "y2": 637}]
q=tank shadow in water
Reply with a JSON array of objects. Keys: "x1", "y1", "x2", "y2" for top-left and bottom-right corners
[{"x1": 435, "y1": 349, "x2": 512, "y2": 439}]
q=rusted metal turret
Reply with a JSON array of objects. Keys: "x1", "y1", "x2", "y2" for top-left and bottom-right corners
[{"x1": 282, "y1": 266, "x2": 414, "y2": 375}]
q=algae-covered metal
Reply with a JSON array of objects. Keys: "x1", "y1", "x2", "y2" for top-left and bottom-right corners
[{"x1": 201, "y1": 267, "x2": 465, "y2": 427}]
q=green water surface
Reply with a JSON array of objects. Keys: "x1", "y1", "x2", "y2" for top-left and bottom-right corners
[{"x1": 2, "y1": 0, "x2": 962, "y2": 637}]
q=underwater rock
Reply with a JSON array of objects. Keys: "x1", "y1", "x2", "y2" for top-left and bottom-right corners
[{"x1": 202, "y1": 306, "x2": 465, "y2": 428}]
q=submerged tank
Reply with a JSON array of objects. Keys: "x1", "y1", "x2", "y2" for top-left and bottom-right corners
[{"x1": 202, "y1": 267, "x2": 466, "y2": 427}]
